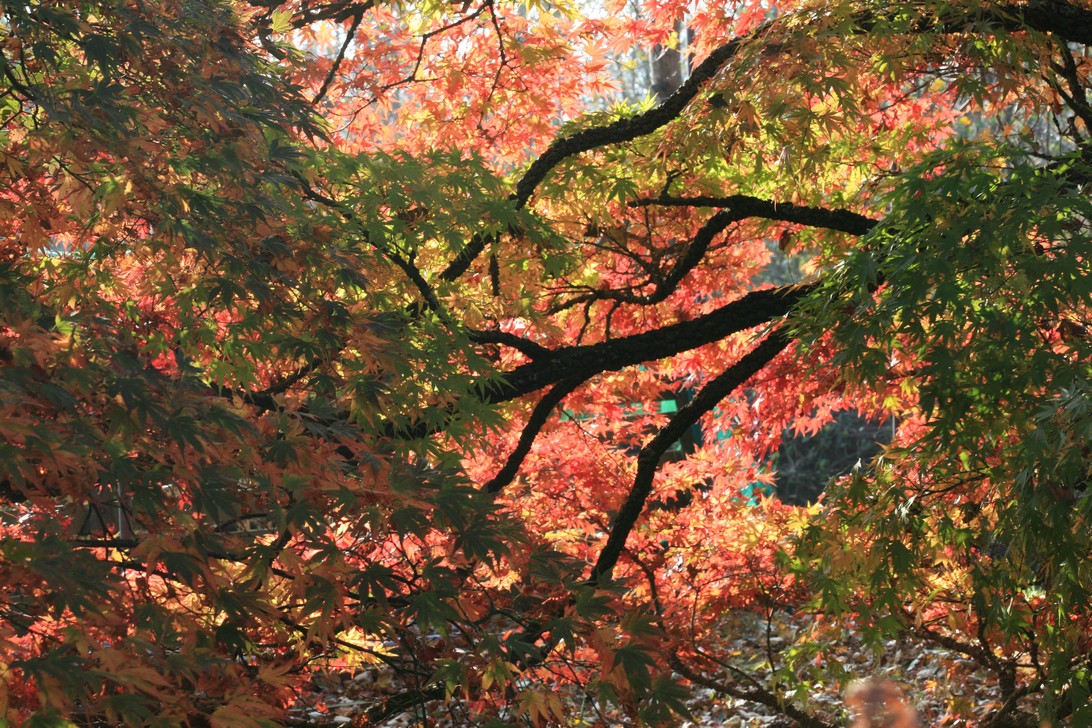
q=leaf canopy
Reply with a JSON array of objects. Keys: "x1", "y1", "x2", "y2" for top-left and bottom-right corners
[{"x1": 1, "y1": 0, "x2": 1091, "y2": 725}]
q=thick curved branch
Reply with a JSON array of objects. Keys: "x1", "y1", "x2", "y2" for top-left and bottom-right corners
[
  {"x1": 630, "y1": 195, "x2": 878, "y2": 236},
  {"x1": 466, "y1": 327, "x2": 549, "y2": 359},
  {"x1": 202, "y1": 283, "x2": 811, "y2": 455},
  {"x1": 123, "y1": 282, "x2": 809, "y2": 458},
  {"x1": 375, "y1": 284, "x2": 808, "y2": 443},
  {"x1": 996, "y1": 0, "x2": 1092, "y2": 45},
  {"x1": 513, "y1": 28, "x2": 769, "y2": 209},
  {"x1": 311, "y1": 10, "x2": 365, "y2": 105},
  {"x1": 593, "y1": 329, "x2": 792, "y2": 582},
  {"x1": 487, "y1": 284, "x2": 811, "y2": 405},
  {"x1": 275, "y1": 0, "x2": 376, "y2": 27},
  {"x1": 848, "y1": 1, "x2": 1092, "y2": 46},
  {"x1": 439, "y1": 230, "x2": 496, "y2": 282},
  {"x1": 650, "y1": 209, "x2": 748, "y2": 297},
  {"x1": 561, "y1": 193, "x2": 872, "y2": 309},
  {"x1": 481, "y1": 377, "x2": 583, "y2": 494}
]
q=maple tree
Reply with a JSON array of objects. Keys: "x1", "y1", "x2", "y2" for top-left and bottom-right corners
[{"x1": 1, "y1": 0, "x2": 1091, "y2": 725}]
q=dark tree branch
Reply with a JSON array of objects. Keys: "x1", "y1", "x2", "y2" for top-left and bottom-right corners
[
  {"x1": 1048, "y1": 42, "x2": 1092, "y2": 134},
  {"x1": 511, "y1": 0, "x2": 1092, "y2": 209},
  {"x1": 849, "y1": 1, "x2": 1092, "y2": 46},
  {"x1": 361, "y1": 686, "x2": 445, "y2": 724},
  {"x1": 243, "y1": 283, "x2": 810, "y2": 443},
  {"x1": 559, "y1": 194, "x2": 865, "y2": 310},
  {"x1": 0, "y1": 478, "x2": 28, "y2": 504},
  {"x1": 438, "y1": 230, "x2": 498, "y2": 283},
  {"x1": 311, "y1": 10, "x2": 365, "y2": 105},
  {"x1": 560, "y1": 209, "x2": 743, "y2": 309},
  {"x1": 437, "y1": 0, "x2": 1092, "y2": 285},
  {"x1": 1000, "y1": 0, "x2": 1092, "y2": 45},
  {"x1": 466, "y1": 328, "x2": 549, "y2": 359},
  {"x1": 630, "y1": 195, "x2": 878, "y2": 236},
  {"x1": 512, "y1": 28, "x2": 772, "y2": 208},
  {"x1": 260, "y1": 351, "x2": 340, "y2": 396},
  {"x1": 593, "y1": 329, "x2": 792, "y2": 582},
  {"x1": 487, "y1": 285, "x2": 811, "y2": 406},
  {"x1": 481, "y1": 377, "x2": 583, "y2": 494},
  {"x1": 374, "y1": 284, "x2": 809, "y2": 441},
  {"x1": 905, "y1": 611, "x2": 998, "y2": 667},
  {"x1": 290, "y1": 0, "x2": 375, "y2": 27},
  {"x1": 210, "y1": 381, "x2": 281, "y2": 413},
  {"x1": 0, "y1": 49, "x2": 35, "y2": 100}
]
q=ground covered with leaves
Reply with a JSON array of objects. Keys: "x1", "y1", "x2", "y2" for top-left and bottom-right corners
[{"x1": 286, "y1": 607, "x2": 1033, "y2": 727}]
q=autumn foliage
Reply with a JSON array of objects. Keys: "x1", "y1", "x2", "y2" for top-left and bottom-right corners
[{"x1": 1, "y1": 0, "x2": 1091, "y2": 725}]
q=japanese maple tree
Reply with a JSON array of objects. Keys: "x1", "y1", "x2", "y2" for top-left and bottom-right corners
[{"x1": 1, "y1": 0, "x2": 1090, "y2": 725}]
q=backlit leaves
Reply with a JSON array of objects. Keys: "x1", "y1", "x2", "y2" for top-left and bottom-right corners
[{"x1": 3, "y1": 0, "x2": 1092, "y2": 725}]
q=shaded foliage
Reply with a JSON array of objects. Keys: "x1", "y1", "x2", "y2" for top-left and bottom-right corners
[{"x1": 774, "y1": 411, "x2": 892, "y2": 506}]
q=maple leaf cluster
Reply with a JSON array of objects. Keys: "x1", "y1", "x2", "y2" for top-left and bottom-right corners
[{"x1": 1, "y1": 0, "x2": 1090, "y2": 725}]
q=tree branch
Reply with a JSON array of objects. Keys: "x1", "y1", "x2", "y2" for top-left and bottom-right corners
[
  {"x1": 371, "y1": 284, "x2": 808, "y2": 442},
  {"x1": 311, "y1": 10, "x2": 365, "y2": 105},
  {"x1": 630, "y1": 195, "x2": 878, "y2": 236},
  {"x1": 512, "y1": 27, "x2": 771, "y2": 208},
  {"x1": 593, "y1": 329, "x2": 792, "y2": 581},
  {"x1": 361, "y1": 686, "x2": 445, "y2": 724},
  {"x1": 284, "y1": 0, "x2": 376, "y2": 27},
  {"x1": 481, "y1": 377, "x2": 583, "y2": 494},
  {"x1": 290, "y1": 172, "x2": 448, "y2": 317},
  {"x1": 506, "y1": 0, "x2": 1092, "y2": 216},
  {"x1": 1000, "y1": 0, "x2": 1092, "y2": 45},
  {"x1": 487, "y1": 285, "x2": 811, "y2": 405},
  {"x1": 559, "y1": 209, "x2": 743, "y2": 309},
  {"x1": 438, "y1": 230, "x2": 498, "y2": 283},
  {"x1": 466, "y1": 327, "x2": 549, "y2": 359}
]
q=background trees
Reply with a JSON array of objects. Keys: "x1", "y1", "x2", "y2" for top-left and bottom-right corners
[{"x1": 1, "y1": 0, "x2": 1090, "y2": 725}]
